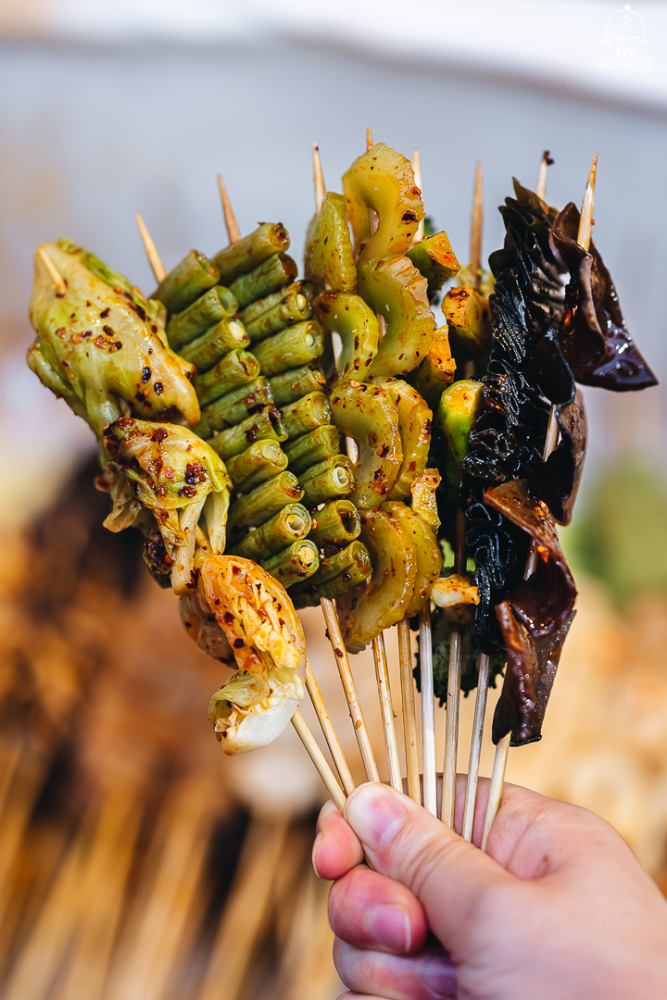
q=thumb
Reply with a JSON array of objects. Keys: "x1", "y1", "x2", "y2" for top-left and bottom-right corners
[{"x1": 343, "y1": 782, "x2": 513, "y2": 954}]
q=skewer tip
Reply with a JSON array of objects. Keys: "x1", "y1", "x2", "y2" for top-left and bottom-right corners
[
  {"x1": 312, "y1": 142, "x2": 326, "y2": 213},
  {"x1": 470, "y1": 160, "x2": 484, "y2": 290},
  {"x1": 38, "y1": 248, "x2": 67, "y2": 296},
  {"x1": 217, "y1": 173, "x2": 241, "y2": 246},
  {"x1": 366, "y1": 127, "x2": 374, "y2": 151},
  {"x1": 535, "y1": 149, "x2": 553, "y2": 202},
  {"x1": 410, "y1": 148, "x2": 425, "y2": 247},
  {"x1": 577, "y1": 152, "x2": 598, "y2": 252},
  {"x1": 135, "y1": 212, "x2": 166, "y2": 284}
]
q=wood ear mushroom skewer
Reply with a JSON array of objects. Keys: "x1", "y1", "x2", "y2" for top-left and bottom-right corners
[
  {"x1": 135, "y1": 211, "x2": 352, "y2": 803},
  {"x1": 38, "y1": 248, "x2": 67, "y2": 296},
  {"x1": 481, "y1": 152, "x2": 598, "y2": 852}
]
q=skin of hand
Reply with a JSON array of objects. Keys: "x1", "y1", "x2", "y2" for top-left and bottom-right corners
[{"x1": 312, "y1": 776, "x2": 667, "y2": 1000}]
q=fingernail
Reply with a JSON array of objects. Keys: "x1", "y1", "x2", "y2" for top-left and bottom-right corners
[
  {"x1": 344, "y1": 784, "x2": 406, "y2": 852},
  {"x1": 311, "y1": 831, "x2": 323, "y2": 877},
  {"x1": 421, "y1": 953, "x2": 456, "y2": 998},
  {"x1": 367, "y1": 903, "x2": 412, "y2": 952}
]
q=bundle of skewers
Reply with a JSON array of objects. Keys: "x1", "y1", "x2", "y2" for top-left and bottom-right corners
[{"x1": 27, "y1": 135, "x2": 657, "y2": 859}]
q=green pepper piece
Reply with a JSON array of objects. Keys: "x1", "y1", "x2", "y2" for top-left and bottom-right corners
[
  {"x1": 358, "y1": 255, "x2": 435, "y2": 378},
  {"x1": 242, "y1": 282, "x2": 313, "y2": 343},
  {"x1": 207, "y1": 405, "x2": 287, "y2": 460},
  {"x1": 309, "y1": 498, "x2": 361, "y2": 548},
  {"x1": 291, "y1": 540, "x2": 372, "y2": 609},
  {"x1": 380, "y1": 500, "x2": 442, "y2": 617},
  {"x1": 300, "y1": 454, "x2": 355, "y2": 507},
  {"x1": 261, "y1": 539, "x2": 319, "y2": 589},
  {"x1": 370, "y1": 377, "x2": 432, "y2": 501},
  {"x1": 313, "y1": 291, "x2": 379, "y2": 385},
  {"x1": 437, "y1": 379, "x2": 484, "y2": 493},
  {"x1": 28, "y1": 243, "x2": 200, "y2": 437},
  {"x1": 342, "y1": 143, "x2": 423, "y2": 263},
  {"x1": 225, "y1": 439, "x2": 289, "y2": 492},
  {"x1": 230, "y1": 253, "x2": 298, "y2": 309},
  {"x1": 193, "y1": 349, "x2": 260, "y2": 407},
  {"x1": 233, "y1": 503, "x2": 312, "y2": 560},
  {"x1": 211, "y1": 223, "x2": 291, "y2": 285},
  {"x1": 281, "y1": 390, "x2": 332, "y2": 439},
  {"x1": 155, "y1": 250, "x2": 219, "y2": 315},
  {"x1": 195, "y1": 377, "x2": 273, "y2": 438},
  {"x1": 411, "y1": 327, "x2": 457, "y2": 408},
  {"x1": 284, "y1": 424, "x2": 340, "y2": 476},
  {"x1": 304, "y1": 192, "x2": 357, "y2": 292},
  {"x1": 329, "y1": 380, "x2": 402, "y2": 509},
  {"x1": 179, "y1": 318, "x2": 249, "y2": 372},
  {"x1": 269, "y1": 364, "x2": 326, "y2": 405},
  {"x1": 406, "y1": 231, "x2": 461, "y2": 299},
  {"x1": 166, "y1": 287, "x2": 239, "y2": 351},
  {"x1": 442, "y1": 286, "x2": 492, "y2": 366},
  {"x1": 252, "y1": 320, "x2": 324, "y2": 376},
  {"x1": 337, "y1": 508, "x2": 418, "y2": 652},
  {"x1": 227, "y1": 471, "x2": 304, "y2": 535}
]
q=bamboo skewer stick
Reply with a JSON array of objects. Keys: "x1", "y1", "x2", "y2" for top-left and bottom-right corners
[
  {"x1": 313, "y1": 143, "x2": 326, "y2": 212},
  {"x1": 410, "y1": 148, "x2": 425, "y2": 246},
  {"x1": 135, "y1": 214, "x2": 166, "y2": 283},
  {"x1": 305, "y1": 660, "x2": 355, "y2": 795},
  {"x1": 482, "y1": 153, "x2": 598, "y2": 850},
  {"x1": 38, "y1": 247, "x2": 67, "y2": 295},
  {"x1": 535, "y1": 149, "x2": 551, "y2": 202},
  {"x1": 291, "y1": 711, "x2": 346, "y2": 810},
  {"x1": 371, "y1": 633, "x2": 403, "y2": 792},
  {"x1": 397, "y1": 620, "x2": 420, "y2": 802},
  {"x1": 419, "y1": 604, "x2": 437, "y2": 815},
  {"x1": 470, "y1": 160, "x2": 483, "y2": 292},
  {"x1": 217, "y1": 173, "x2": 241, "y2": 245},
  {"x1": 462, "y1": 652, "x2": 490, "y2": 841}
]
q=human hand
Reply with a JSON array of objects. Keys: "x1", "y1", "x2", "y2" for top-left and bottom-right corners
[{"x1": 312, "y1": 777, "x2": 667, "y2": 999}]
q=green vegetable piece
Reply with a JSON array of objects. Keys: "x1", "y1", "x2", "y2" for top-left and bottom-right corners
[
  {"x1": 227, "y1": 471, "x2": 304, "y2": 536},
  {"x1": 242, "y1": 282, "x2": 313, "y2": 343},
  {"x1": 195, "y1": 377, "x2": 273, "y2": 438},
  {"x1": 442, "y1": 286, "x2": 492, "y2": 366},
  {"x1": 155, "y1": 250, "x2": 219, "y2": 314},
  {"x1": 370, "y1": 377, "x2": 432, "y2": 501},
  {"x1": 179, "y1": 318, "x2": 249, "y2": 372},
  {"x1": 406, "y1": 231, "x2": 461, "y2": 299},
  {"x1": 230, "y1": 253, "x2": 298, "y2": 309},
  {"x1": 57, "y1": 240, "x2": 160, "y2": 315},
  {"x1": 207, "y1": 406, "x2": 287, "y2": 460},
  {"x1": 28, "y1": 243, "x2": 199, "y2": 437},
  {"x1": 284, "y1": 424, "x2": 340, "y2": 476},
  {"x1": 291, "y1": 540, "x2": 372, "y2": 609},
  {"x1": 358, "y1": 254, "x2": 435, "y2": 377},
  {"x1": 193, "y1": 349, "x2": 260, "y2": 407},
  {"x1": 281, "y1": 390, "x2": 332, "y2": 439},
  {"x1": 166, "y1": 287, "x2": 238, "y2": 351},
  {"x1": 337, "y1": 508, "x2": 418, "y2": 652},
  {"x1": 225, "y1": 439, "x2": 288, "y2": 492},
  {"x1": 211, "y1": 223, "x2": 290, "y2": 285},
  {"x1": 304, "y1": 192, "x2": 357, "y2": 292},
  {"x1": 411, "y1": 326, "x2": 457, "y2": 408},
  {"x1": 233, "y1": 503, "x2": 312, "y2": 560},
  {"x1": 309, "y1": 498, "x2": 361, "y2": 548},
  {"x1": 313, "y1": 291, "x2": 379, "y2": 385},
  {"x1": 252, "y1": 320, "x2": 324, "y2": 376},
  {"x1": 437, "y1": 379, "x2": 484, "y2": 493},
  {"x1": 343, "y1": 143, "x2": 423, "y2": 263},
  {"x1": 104, "y1": 417, "x2": 230, "y2": 511},
  {"x1": 299, "y1": 454, "x2": 355, "y2": 507},
  {"x1": 269, "y1": 364, "x2": 326, "y2": 405},
  {"x1": 329, "y1": 380, "x2": 402, "y2": 509},
  {"x1": 381, "y1": 501, "x2": 442, "y2": 617},
  {"x1": 261, "y1": 540, "x2": 319, "y2": 589}
]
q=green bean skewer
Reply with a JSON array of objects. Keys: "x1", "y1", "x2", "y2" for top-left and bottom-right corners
[{"x1": 135, "y1": 209, "x2": 353, "y2": 798}]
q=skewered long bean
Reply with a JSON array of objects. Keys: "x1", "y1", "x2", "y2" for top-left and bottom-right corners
[
  {"x1": 261, "y1": 539, "x2": 319, "y2": 588},
  {"x1": 269, "y1": 364, "x2": 326, "y2": 405},
  {"x1": 225, "y1": 439, "x2": 289, "y2": 491},
  {"x1": 206, "y1": 406, "x2": 287, "y2": 459},
  {"x1": 281, "y1": 390, "x2": 332, "y2": 439},
  {"x1": 180, "y1": 318, "x2": 249, "y2": 371},
  {"x1": 233, "y1": 503, "x2": 312, "y2": 560},
  {"x1": 284, "y1": 424, "x2": 340, "y2": 475},
  {"x1": 193, "y1": 349, "x2": 260, "y2": 406},
  {"x1": 156, "y1": 249, "x2": 219, "y2": 314},
  {"x1": 166, "y1": 286, "x2": 238, "y2": 350},
  {"x1": 252, "y1": 321, "x2": 324, "y2": 376},
  {"x1": 227, "y1": 471, "x2": 304, "y2": 535},
  {"x1": 195, "y1": 377, "x2": 274, "y2": 437},
  {"x1": 211, "y1": 223, "x2": 290, "y2": 284},
  {"x1": 309, "y1": 498, "x2": 361, "y2": 548},
  {"x1": 230, "y1": 253, "x2": 298, "y2": 309}
]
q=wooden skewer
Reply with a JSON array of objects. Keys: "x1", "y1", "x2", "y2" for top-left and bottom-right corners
[
  {"x1": 371, "y1": 633, "x2": 403, "y2": 792},
  {"x1": 461, "y1": 652, "x2": 490, "y2": 841},
  {"x1": 410, "y1": 148, "x2": 425, "y2": 246},
  {"x1": 482, "y1": 153, "x2": 599, "y2": 850},
  {"x1": 38, "y1": 247, "x2": 67, "y2": 295},
  {"x1": 397, "y1": 619, "x2": 420, "y2": 802},
  {"x1": 291, "y1": 711, "x2": 346, "y2": 810},
  {"x1": 217, "y1": 173, "x2": 241, "y2": 245},
  {"x1": 313, "y1": 143, "x2": 326, "y2": 212},
  {"x1": 305, "y1": 660, "x2": 355, "y2": 795},
  {"x1": 470, "y1": 161, "x2": 483, "y2": 292},
  {"x1": 441, "y1": 508, "x2": 466, "y2": 828},
  {"x1": 419, "y1": 604, "x2": 437, "y2": 815},
  {"x1": 135, "y1": 213, "x2": 166, "y2": 283},
  {"x1": 535, "y1": 149, "x2": 551, "y2": 202},
  {"x1": 366, "y1": 126, "x2": 373, "y2": 151}
]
